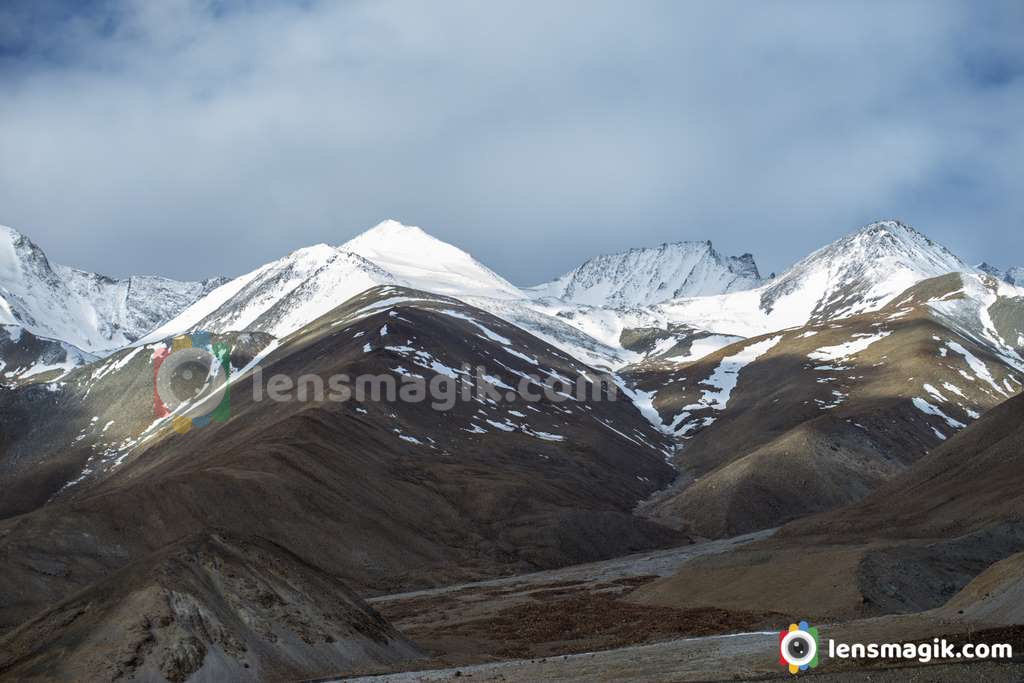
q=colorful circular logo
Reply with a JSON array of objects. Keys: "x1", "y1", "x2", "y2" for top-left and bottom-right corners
[
  {"x1": 152, "y1": 331, "x2": 231, "y2": 433},
  {"x1": 779, "y1": 621, "x2": 820, "y2": 674}
]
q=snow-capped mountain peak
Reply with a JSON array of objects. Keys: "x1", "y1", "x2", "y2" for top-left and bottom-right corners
[
  {"x1": 530, "y1": 239, "x2": 763, "y2": 308},
  {"x1": 0, "y1": 224, "x2": 221, "y2": 354},
  {"x1": 846, "y1": 220, "x2": 964, "y2": 271},
  {"x1": 651, "y1": 220, "x2": 977, "y2": 339},
  {"x1": 341, "y1": 219, "x2": 524, "y2": 299},
  {"x1": 342, "y1": 219, "x2": 431, "y2": 250},
  {"x1": 759, "y1": 219, "x2": 970, "y2": 323},
  {"x1": 142, "y1": 220, "x2": 526, "y2": 342}
]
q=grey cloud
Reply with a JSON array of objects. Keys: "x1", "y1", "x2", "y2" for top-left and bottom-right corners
[{"x1": 0, "y1": 0, "x2": 1021, "y2": 284}]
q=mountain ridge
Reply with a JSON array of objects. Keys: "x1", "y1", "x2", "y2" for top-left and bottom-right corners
[
  {"x1": 979, "y1": 261, "x2": 1024, "y2": 287},
  {"x1": 648, "y1": 220, "x2": 977, "y2": 339}
]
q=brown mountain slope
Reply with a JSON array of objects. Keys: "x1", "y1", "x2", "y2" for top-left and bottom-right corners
[
  {"x1": 627, "y1": 273, "x2": 1024, "y2": 538},
  {"x1": 0, "y1": 331, "x2": 273, "y2": 519},
  {"x1": 629, "y1": 390, "x2": 1024, "y2": 621},
  {"x1": 939, "y1": 550, "x2": 1024, "y2": 625},
  {"x1": 781, "y1": 378, "x2": 1024, "y2": 541}
]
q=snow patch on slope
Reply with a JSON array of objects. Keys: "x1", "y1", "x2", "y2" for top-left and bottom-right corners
[
  {"x1": 912, "y1": 396, "x2": 966, "y2": 430},
  {"x1": 694, "y1": 336, "x2": 782, "y2": 411},
  {"x1": 808, "y1": 331, "x2": 892, "y2": 363}
]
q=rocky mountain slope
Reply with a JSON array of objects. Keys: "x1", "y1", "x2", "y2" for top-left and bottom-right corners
[
  {"x1": 0, "y1": 534, "x2": 421, "y2": 682},
  {"x1": 0, "y1": 324, "x2": 97, "y2": 385},
  {"x1": 529, "y1": 240, "x2": 762, "y2": 308},
  {"x1": 0, "y1": 285, "x2": 682, "y2": 680},
  {"x1": 5, "y1": 218, "x2": 1019, "y2": 534}
]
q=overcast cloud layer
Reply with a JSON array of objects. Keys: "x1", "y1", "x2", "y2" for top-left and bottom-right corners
[{"x1": 0, "y1": 0, "x2": 1021, "y2": 284}]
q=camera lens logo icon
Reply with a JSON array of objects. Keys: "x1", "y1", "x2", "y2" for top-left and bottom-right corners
[
  {"x1": 152, "y1": 330, "x2": 231, "y2": 434},
  {"x1": 779, "y1": 621, "x2": 819, "y2": 674}
]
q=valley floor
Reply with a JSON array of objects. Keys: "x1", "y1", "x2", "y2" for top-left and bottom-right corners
[{"x1": 304, "y1": 532, "x2": 1024, "y2": 683}]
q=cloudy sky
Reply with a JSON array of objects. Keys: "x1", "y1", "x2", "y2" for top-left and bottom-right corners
[{"x1": 1, "y1": 0, "x2": 1021, "y2": 284}]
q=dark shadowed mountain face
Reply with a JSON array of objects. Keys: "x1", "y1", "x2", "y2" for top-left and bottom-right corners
[
  {"x1": 0, "y1": 324, "x2": 97, "y2": 386},
  {"x1": 0, "y1": 330, "x2": 274, "y2": 519},
  {"x1": 0, "y1": 286, "x2": 682, "y2": 681},
  {"x1": 782, "y1": 386, "x2": 1024, "y2": 542}
]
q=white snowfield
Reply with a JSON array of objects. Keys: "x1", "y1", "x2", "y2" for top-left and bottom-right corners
[
  {"x1": 137, "y1": 245, "x2": 401, "y2": 343},
  {"x1": 945, "y1": 340, "x2": 1007, "y2": 396},
  {"x1": 912, "y1": 396, "x2": 966, "y2": 430},
  {"x1": 666, "y1": 334, "x2": 742, "y2": 364}
]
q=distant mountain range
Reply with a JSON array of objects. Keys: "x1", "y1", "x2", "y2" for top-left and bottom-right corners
[
  {"x1": 2, "y1": 218, "x2": 1019, "y2": 372},
  {"x1": 978, "y1": 261, "x2": 1024, "y2": 287}
]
